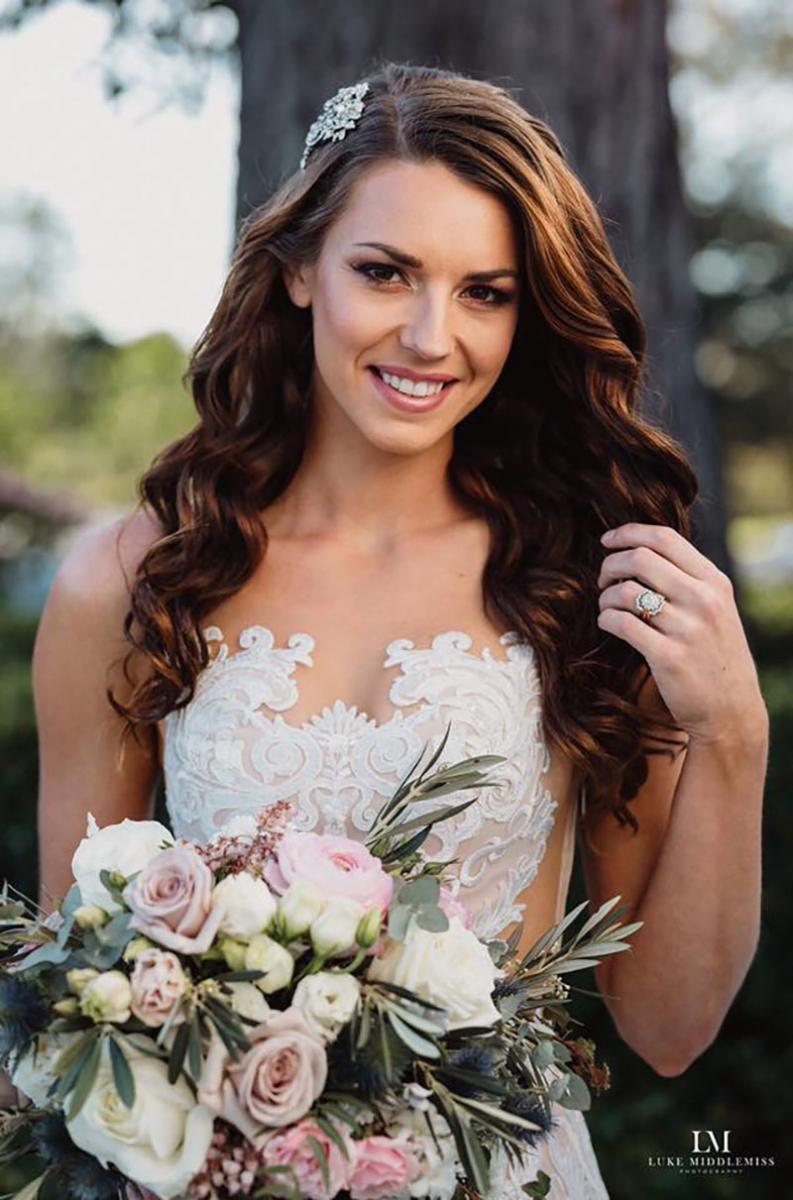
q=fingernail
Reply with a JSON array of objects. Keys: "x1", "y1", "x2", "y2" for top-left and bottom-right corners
[{"x1": 601, "y1": 530, "x2": 615, "y2": 543}]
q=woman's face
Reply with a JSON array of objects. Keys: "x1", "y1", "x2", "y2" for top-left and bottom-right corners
[{"x1": 283, "y1": 158, "x2": 522, "y2": 454}]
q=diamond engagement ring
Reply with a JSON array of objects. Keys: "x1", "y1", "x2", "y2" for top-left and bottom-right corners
[{"x1": 634, "y1": 588, "x2": 667, "y2": 621}]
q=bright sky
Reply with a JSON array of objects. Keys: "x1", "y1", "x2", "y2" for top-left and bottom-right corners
[{"x1": 0, "y1": 0, "x2": 238, "y2": 350}]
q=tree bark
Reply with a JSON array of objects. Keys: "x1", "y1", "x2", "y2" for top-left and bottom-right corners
[{"x1": 232, "y1": 0, "x2": 731, "y2": 571}]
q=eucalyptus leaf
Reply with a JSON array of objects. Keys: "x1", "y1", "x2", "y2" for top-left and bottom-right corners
[
  {"x1": 168, "y1": 1022, "x2": 191, "y2": 1084},
  {"x1": 415, "y1": 905, "x2": 449, "y2": 933},
  {"x1": 66, "y1": 1036, "x2": 103, "y2": 1121},
  {"x1": 305, "y1": 1136, "x2": 331, "y2": 1194},
  {"x1": 386, "y1": 1009, "x2": 440, "y2": 1058},
  {"x1": 556, "y1": 1071, "x2": 592, "y2": 1111},
  {"x1": 109, "y1": 1037, "x2": 135, "y2": 1108}
]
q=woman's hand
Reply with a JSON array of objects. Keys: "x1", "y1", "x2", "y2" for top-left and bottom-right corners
[{"x1": 596, "y1": 523, "x2": 768, "y2": 745}]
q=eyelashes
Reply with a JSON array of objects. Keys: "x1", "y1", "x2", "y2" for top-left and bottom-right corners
[{"x1": 351, "y1": 261, "x2": 515, "y2": 308}]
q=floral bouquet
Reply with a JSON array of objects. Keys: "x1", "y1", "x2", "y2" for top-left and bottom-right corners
[{"x1": 0, "y1": 724, "x2": 642, "y2": 1200}]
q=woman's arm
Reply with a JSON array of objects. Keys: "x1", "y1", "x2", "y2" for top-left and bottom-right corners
[
  {"x1": 33, "y1": 509, "x2": 163, "y2": 909},
  {"x1": 0, "y1": 509, "x2": 164, "y2": 1102},
  {"x1": 580, "y1": 522, "x2": 769, "y2": 1077},
  {"x1": 580, "y1": 690, "x2": 767, "y2": 1077}
]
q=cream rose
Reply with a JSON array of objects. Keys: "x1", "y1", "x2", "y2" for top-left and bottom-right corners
[
  {"x1": 276, "y1": 880, "x2": 326, "y2": 939},
  {"x1": 310, "y1": 897, "x2": 365, "y2": 958},
  {"x1": 198, "y1": 1007, "x2": 326, "y2": 1139},
  {"x1": 244, "y1": 934, "x2": 295, "y2": 994},
  {"x1": 367, "y1": 917, "x2": 501, "y2": 1030},
  {"x1": 225, "y1": 981, "x2": 271, "y2": 1024},
  {"x1": 71, "y1": 815, "x2": 174, "y2": 914},
  {"x1": 211, "y1": 872, "x2": 277, "y2": 940},
  {"x1": 292, "y1": 972, "x2": 360, "y2": 1041},
  {"x1": 80, "y1": 970, "x2": 133, "y2": 1024},
  {"x1": 65, "y1": 1044, "x2": 213, "y2": 1199}
]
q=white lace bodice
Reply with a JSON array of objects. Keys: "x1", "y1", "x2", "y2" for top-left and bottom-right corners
[
  {"x1": 164, "y1": 624, "x2": 561, "y2": 942},
  {"x1": 162, "y1": 622, "x2": 610, "y2": 1198}
]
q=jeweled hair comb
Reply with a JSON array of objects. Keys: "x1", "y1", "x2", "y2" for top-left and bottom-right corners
[{"x1": 300, "y1": 81, "x2": 371, "y2": 170}]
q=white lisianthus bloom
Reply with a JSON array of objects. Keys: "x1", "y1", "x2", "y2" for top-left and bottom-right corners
[
  {"x1": 65, "y1": 1043, "x2": 213, "y2": 1200},
  {"x1": 292, "y1": 972, "x2": 360, "y2": 1041},
  {"x1": 310, "y1": 897, "x2": 365, "y2": 958},
  {"x1": 367, "y1": 917, "x2": 501, "y2": 1030},
  {"x1": 72, "y1": 815, "x2": 174, "y2": 913},
  {"x1": 80, "y1": 970, "x2": 133, "y2": 1024},
  {"x1": 211, "y1": 872, "x2": 277, "y2": 940},
  {"x1": 276, "y1": 880, "x2": 326, "y2": 939},
  {"x1": 244, "y1": 934, "x2": 295, "y2": 994},
  {"x1": 213, "y1": 813, "x2": 259, "y2": 840},
  {"x1": 387, "y1": 1104, "x2": 459, "y2": 1200},
  {"x1": 12, "y1": 1031, "x2": 80, "y2": 1107},
  {"x1": 225, "y1": 981, "x2": 271, "y2": 1023}
]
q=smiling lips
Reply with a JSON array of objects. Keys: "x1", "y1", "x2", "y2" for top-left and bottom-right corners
[{"x1": 368, "y1": 365, "x2": 457, "y2": 412}]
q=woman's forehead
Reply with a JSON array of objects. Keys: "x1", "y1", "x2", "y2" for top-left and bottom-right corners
[{"x1": 324, "y1": 159, "x2": 520, "y2": 269}]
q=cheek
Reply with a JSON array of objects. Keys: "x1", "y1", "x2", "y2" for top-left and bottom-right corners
[{"x1": 314, "y1": 280, "x2": 384, "y2": 362}]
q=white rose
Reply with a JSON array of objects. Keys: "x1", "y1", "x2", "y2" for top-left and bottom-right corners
[
  {"x1": 276, "y1": 880, "x2": 326, "y2": 939},
  {"x1": 80, "y1": 970, "x2": 133, "y2": 1024},
  {"x1": 292, "y1": 972, "x2": 360, "y2": 1041},
  {"x1": 225, "y1": 981, "x2": 271, "y2": 1023},
  {"x1": 310, "y1": 897, "x2": 364, "y2": 958},
  {"x1": 72, "y1": 815, "x2": 174, "y2": 914},
  {"x1": 12, "y1": 1030, "x2": 80, "y2": 1107},
  {"x1": 244, "y1": 934, "x2": 295, "y2": 994},
  {"x1": 367, "y1": 917, "x2": 501, "y2": 1030},
  {"x1": 211, "y1": 872, "x2": 277, "y2": 940},
  {"x1": 65, "y1": 1043, "x2": 213, "y2": 1200}
]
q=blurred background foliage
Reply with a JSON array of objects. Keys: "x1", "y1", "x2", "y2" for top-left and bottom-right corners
[{"x1": 0, "y1": 0, "x2": 791, "y2": 1197}]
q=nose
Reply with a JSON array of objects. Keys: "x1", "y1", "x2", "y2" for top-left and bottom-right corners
[{"x1": 399, "y1": 289, "x2": 454, "y2": 361}]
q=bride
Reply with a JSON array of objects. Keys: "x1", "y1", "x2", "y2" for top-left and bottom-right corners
[{"x1": 25, "y1": 62, "x2": 768, "y2": 1198}]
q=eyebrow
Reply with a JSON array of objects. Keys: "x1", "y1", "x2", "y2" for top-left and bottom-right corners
[{"x1": 352, "y1": 241, "x2": 520, "y2": 283}]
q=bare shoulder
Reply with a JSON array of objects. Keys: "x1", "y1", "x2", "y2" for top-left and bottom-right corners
[{"x1": 51, "y1": 505, "x2": 165, "y2": 611}]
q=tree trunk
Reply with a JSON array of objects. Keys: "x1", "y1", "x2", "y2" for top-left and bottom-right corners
[{"x1": 232, "y1": 0, "x2": 731, "y2": 572}]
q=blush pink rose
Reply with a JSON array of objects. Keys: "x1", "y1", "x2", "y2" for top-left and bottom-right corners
[
  {"x1": 265, "y1": 833, "x2": 394, "y2": 914},
  {"x1": 439, "y1": 886, "x2": 474, "y2": 930},
  {"x1": 124, "y1": 844, "x2": 222, "y2": 954},
  {"x1": 348, "y1": 1135, "x2": 420, "y2": 1200},
  {"x1": 198, "y1": 1007, "x2": 326, "y2": 1141},
  {"x1": 261, "y1": 1118, "x2": 353, "y2": 1200},
  {"x1": 129, "y1": 948, "x2": 187, "y2": 1028}
]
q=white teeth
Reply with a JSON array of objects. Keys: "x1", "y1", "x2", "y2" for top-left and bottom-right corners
[{"x1": 378, "y1": 370, "x2": 446, "y2": 398}]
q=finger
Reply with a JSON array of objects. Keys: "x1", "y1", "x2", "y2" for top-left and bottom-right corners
[
  {"x1": 598, "y1": 579, "x2": 675, "y2": 628},
  {"x1": 596, "y1": 604, "x2": 668, "y2": 658},
  {"x1": 598, "y1": 544, "x2": 694, "y2": 598},
  {"x1": 601, "y1": 524, "x2": 715, "y2": 582}
]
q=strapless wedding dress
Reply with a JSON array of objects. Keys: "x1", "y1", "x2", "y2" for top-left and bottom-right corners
[{"x1": 163, "y1": 623, "x2": 611, "y2": 1198}]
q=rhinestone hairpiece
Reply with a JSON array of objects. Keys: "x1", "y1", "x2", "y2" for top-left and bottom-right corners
[{"x1": 300, "y1": 81, "x2": 370, "y2": 170}]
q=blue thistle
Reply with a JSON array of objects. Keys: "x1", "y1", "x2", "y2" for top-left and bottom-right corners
[
  {"x1": 62, "y1": 1153, "x2": 125, "y2": 1200},
  {"x1": 31, "y1": 1114, "x2": 73, "y2": 1163},
  {"x1": 502, "y1": 1093, "x2": 556, "y2": 1147},
  {"x1": 0, "y1": 973, "x2": 49, "y2": 1060}
]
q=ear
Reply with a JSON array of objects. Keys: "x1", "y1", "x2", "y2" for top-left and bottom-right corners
[{"x1": 282, "y1": 263, "x2": 313, "y2": 309}]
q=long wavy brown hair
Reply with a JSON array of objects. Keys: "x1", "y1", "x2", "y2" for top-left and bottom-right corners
[{"x1": 110, "y1": 60, "x2": 698, "y2": 835}]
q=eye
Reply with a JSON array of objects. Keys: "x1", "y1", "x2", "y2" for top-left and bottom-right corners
[
  {"x1": 353, "y1": 262, "x2": 404, "y2": 285},
  {"x1": 352, "y1": 262, "x2": 515, "y2": 307}
]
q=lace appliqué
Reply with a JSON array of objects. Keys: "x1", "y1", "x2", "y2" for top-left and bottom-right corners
[{"x1": 163, "y1": 625, "x2": 556, "y2": 941}]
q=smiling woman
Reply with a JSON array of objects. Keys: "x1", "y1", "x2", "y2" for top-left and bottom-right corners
[{"x1": 28, "y1": 60, "x2": 768, "y2": 1200}]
